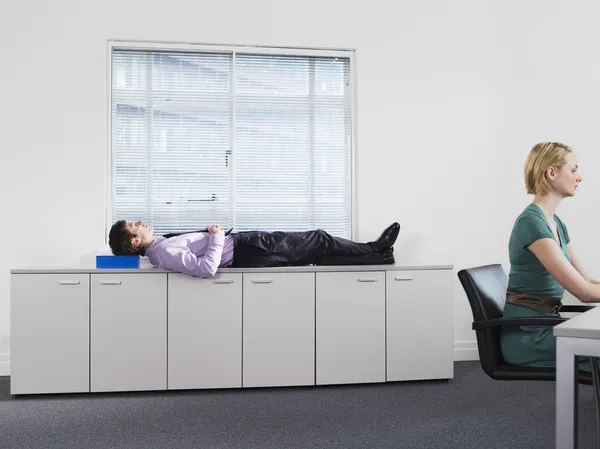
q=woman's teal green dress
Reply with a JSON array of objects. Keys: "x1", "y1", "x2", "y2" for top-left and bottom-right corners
[{"x1": 501, "y1": 203, "x2": 593, "y2": 371}]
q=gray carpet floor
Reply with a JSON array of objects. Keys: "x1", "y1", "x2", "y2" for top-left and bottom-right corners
[{"x1": 0, "y1": 361, "x2": 597, "y2": 449}]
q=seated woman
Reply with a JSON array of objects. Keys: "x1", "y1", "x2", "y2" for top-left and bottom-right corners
[{"x1": 501, "y1": 141, "x2": 600, "y2": 371}]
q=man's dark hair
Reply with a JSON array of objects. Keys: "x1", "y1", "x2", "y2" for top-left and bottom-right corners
[{"x1": 108, "y1": 220, "x2": 145, "y2": 256}]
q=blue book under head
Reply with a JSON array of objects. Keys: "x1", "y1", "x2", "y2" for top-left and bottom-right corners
[{"x1": 96, "y1": 255, "x2": 140, "y2": 269}]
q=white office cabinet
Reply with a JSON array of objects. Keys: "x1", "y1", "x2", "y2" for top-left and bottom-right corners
[
  {"x1": 316, "y1": 271, "x2": 386, "y2": 385},
  {"x1": 386, "y1": 270, "x2": 454, "y2": 381},
  {"x1": 243, "y1": 273, "x2": 315, "y2": 387},
  {"x1": 91, "y1": 274, "x2": 167, "y2": 392},
  {"x1": 168, "y1": 273, "x2": 242, "y2": 390},
  {"x1": 10, "y1": 274, "x2": 90, "y2": 395},
  {"x1": 10, "y1": 265, "x2": 454, "y2": 395}
]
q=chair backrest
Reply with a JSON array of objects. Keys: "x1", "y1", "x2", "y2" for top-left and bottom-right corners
[{"x1": 457, "y1": 264, "x2": 508, "y2": 376}]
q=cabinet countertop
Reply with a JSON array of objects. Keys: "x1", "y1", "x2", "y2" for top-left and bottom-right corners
[{"x1": 11, "y1": 264, "x2": 453, "y2": 275}]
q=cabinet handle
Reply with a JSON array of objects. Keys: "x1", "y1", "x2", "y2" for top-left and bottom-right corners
[
  {"x1": 251, "y1": 280, "x2": 273, "y2": 284},
  {"x1": 357, "y1": 278, "x2": 377, "y2": 283},
  {"x1": 394, "y1": 276, "x2": 414, "y2": 281},
  {"x1": 59, "y1": 280, "x2": 80, "y2": 286},
  {"x1": 212, "y1": 280, "x2": 234, "y2": 284},
  {"x1": 99, "y1": 280, "x2": 122, "y2": 285}
]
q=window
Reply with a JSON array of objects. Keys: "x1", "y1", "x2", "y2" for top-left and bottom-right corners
[{"x1": 109, "y1": 44, "x2": 354, "y2": 238}]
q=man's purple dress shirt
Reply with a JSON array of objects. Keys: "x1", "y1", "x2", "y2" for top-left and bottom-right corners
[{"x1": 145, "y1": 232, "x2": 235, "y2": 277}]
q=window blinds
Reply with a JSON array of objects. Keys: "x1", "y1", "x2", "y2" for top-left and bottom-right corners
[{"x1": 111, "y1": 48, "x2": 353, "y2": 238}]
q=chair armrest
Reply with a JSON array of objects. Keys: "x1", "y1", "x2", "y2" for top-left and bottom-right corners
[
  {"x1": 473, "y1": 316, "x2": 567, "y2": 330},
  {"x1": 560, "y1": 305, "x2": 595, "y2": 313}
]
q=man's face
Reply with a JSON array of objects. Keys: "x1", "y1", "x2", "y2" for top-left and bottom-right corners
[{"x1": 126, "y1": 221, "x2": 153, "y2": 247}]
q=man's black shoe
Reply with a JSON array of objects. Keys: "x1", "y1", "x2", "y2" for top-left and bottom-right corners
[{"x1": 373, "y1": 222, "x2": 400, "y2": 251}]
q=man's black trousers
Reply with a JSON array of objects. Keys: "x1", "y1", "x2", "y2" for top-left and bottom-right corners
[{"x1": 231, "y1": 230, "x2": 389, "y2": 268}]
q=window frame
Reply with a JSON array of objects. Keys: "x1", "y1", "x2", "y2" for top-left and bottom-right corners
[{"x1": 105, "y1": 40, "x2": 358, "y2": 241}]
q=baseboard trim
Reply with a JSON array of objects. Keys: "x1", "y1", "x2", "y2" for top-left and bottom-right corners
[
  {"x1": 0, "y1": 354, "x2": 9, "y2": 377},
  {"x1": 454, "y1": 341, "x2": 478, "y2": 361}
]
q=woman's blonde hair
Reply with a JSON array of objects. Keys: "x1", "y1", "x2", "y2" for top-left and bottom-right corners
[{"x1": 524, "y1": 142, "x2": 573, "y2": 195}]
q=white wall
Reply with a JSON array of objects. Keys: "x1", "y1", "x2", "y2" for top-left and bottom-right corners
[
  {"x1": 4, "y1": 0, "x2": 595, "y2": 374},
  {"x1": 505, "y1": 0, "x2": 600, "y2": 304}
]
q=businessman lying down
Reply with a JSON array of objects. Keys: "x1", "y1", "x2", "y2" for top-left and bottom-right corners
[{"x1": 108, "y1": 221, "x2": 400, "y2": 277}]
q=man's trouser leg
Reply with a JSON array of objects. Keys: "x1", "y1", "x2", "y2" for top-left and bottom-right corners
[{"x1": 231, "y1": 230, "x2": 381, "y2": 268}]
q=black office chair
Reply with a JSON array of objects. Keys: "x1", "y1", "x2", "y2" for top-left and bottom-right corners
[{"x1": 458, "y1": 264, "x2": 600, "y2": 446}]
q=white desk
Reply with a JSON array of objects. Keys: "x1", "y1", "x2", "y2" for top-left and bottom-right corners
[{"x1": 554, "y1": 306, "x2": 600, "y2": 449}]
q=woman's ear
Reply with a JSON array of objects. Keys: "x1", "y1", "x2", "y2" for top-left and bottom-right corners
[
  {"x1": 546, "y1": 166, "x2": 557, "y2": 180},
  {"x1": 131, "y1": 237, "x2": 141, "y2": 248}
]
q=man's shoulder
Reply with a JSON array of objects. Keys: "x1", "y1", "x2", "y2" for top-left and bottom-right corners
[
  {"x1": 148, "y1": 237, "x2": 166, "y2": 249},
  {"x1": 146, "y1": 236, "x2": 183, "y2": 254},
  {"x1": 145, "y1": 237, "x2": 190, "y2": 264},
  {"x1": 152, "y1": 236, "x2": 194, "y2": 249}
]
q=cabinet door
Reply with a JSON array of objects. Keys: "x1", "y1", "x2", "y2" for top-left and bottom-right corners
[
  {"x1": 316, "y1": 271, "x2": 386, "y2": 385},
  {"x1": 243, "y1": 273, "x2": 315, "y2": 388},
  {"x1": 91, "y1": 274, "x2": 167, "y2": 392},
  {"x1": 168, "y1": 273, "x2": 242, "y2": 390},
  {"x1": 11, "y1": 274, "x2": 90, "y2": 395},
  {"x1": 386, "y1": 270, "x2": 454, "y2": 381}
]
